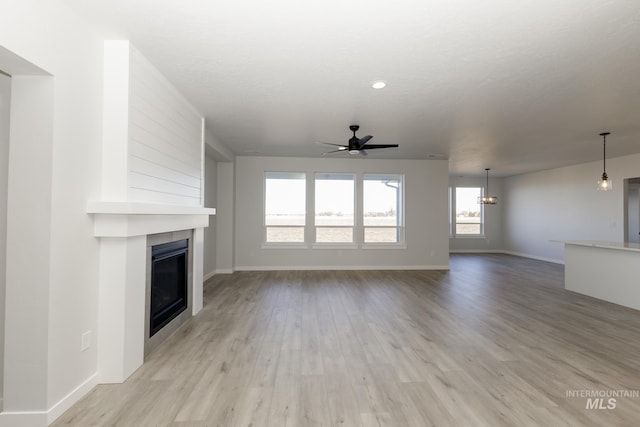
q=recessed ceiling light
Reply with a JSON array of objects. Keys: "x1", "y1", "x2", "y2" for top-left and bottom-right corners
[{"x1": 372, "y1": 81, "x2": 386, "y2": 89}]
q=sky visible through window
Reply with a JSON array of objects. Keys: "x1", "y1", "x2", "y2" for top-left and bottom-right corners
[
  {"x1": 456, "y1": 187, "x2": 481, "y2": 215},
  {"x1": 265, "y1": 177, "x2": 305, "y2": 217},
  {"x1": 266, "y1": 177, "x2": 399, "y2": 215}
]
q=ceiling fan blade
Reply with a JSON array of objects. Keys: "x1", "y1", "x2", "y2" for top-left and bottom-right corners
[
  {"x1": 357, "y1": 135, "x2": 373, "y2": 147},
  {"x1": 317, "y1": 141, "x2": 347, "y2": 147},
  {"x1": 322, "y1": 149, "x2": 346, "y2": 155},
  {"x1": 361, "y1": 144, "x2": 398, "y2": 150}
]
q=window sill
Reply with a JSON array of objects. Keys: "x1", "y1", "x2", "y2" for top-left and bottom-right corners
[
  {"x1": 362, "y1": 244, "x2": 407, "y2": 250},
  {"x1": 450, "y1": 235, "x2": 486, "y2": 239},
  {"x1": 312, "y1": 243, "x2": 359, "y2": 250},
  {"x1": 261, "y1": 243, "x2": 309, "y2": 249}
]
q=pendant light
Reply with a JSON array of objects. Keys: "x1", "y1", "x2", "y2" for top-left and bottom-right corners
[
  {"x1": 478, "y1": 168, "x2": 498, "y2": 204},
  {"x1": 597, "y1": 132, "x2": 612, "y2": 191}
]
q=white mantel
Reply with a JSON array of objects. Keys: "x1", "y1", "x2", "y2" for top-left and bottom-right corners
[
  {"x1": 88, "y1": 201, "x2": 216, "y2": 237},
  {"x1": 88, "y1": 202, "x2": 216, "y2": 383}
]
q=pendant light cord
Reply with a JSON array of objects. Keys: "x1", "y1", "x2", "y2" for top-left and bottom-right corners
[
  {"x1": 485, "y1": 168, "x2": 490, "y2": 195},
  {"x1": 603, "y1": 133, "x2": 606, "y2": 173}
]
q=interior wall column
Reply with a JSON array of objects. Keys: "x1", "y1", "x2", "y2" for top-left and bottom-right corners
[{"x1": 4, "y1": 75, "x2": 54, "y2": 421}]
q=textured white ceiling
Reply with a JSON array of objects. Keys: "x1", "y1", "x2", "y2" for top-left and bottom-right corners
[{"x1": 62, "y1": 0, "x2": 640, "y2": 176}]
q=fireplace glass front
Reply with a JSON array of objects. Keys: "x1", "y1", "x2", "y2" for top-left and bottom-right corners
[{"x1": 150, "y1": 239, "x2": 188, "y2": 337}]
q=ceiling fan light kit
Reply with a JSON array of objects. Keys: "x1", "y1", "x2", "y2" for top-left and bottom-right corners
[
  {"x1": 597, "y1": 131, "x2": 612, "y2": 191},
  {"x1": 320, "y1": 125, "x2": 399, "y2": 156},
  {"x1": 478, "y1": 168, "x2": 498, "y2": 204}
]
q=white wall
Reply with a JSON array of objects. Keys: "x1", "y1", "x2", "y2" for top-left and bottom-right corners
[
  {"x1": 127, "y1": 47, "x2": 203, "y2": 206},
  {"x1": 449, "y1": 176, "x2": 504, "y2": 252},
  {"x1": 203, "y1": 128, "x2": 234, "y2": 279},
  {"x1": 5, "y1": 74, "x2": 56, "y2": 419},
  {"x1": 234, "y1": 156, "x2": 449, "y2": 270},
  {"x1": 503, "y1": 153, "x2": 640, "y2": 263},
  {"x1": 0, "y1": 71, "x2": 10, "y2": 408},
  {"x1": 203, "y1": 154, "x2": 217, "y2": 279},
  {"x1": 216, "y1": 161, "x2": 235, "y2": 273},
  {"x1": 102, "y1": 42, "x2": 204, "y2": 206},
  {"x1": 1, "y1": 1, "x2": 106, "y2": 424}
]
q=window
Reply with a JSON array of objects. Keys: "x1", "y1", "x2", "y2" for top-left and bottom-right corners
[
  {"x1": 315, "y1": 173, "x2": 354, "y2": 243},
  {"x1": 453, "y1": 187, "x2": 483, "y2": 236},
  {"x1": 265, "y1": 172, "x2": 306, "y2": 243},
  {"x1": 363, "y1": 174, "x2": 404, "y2": 243},
  {"x1": 264, "y1": 171, "x2": 406, "y2": 247}
]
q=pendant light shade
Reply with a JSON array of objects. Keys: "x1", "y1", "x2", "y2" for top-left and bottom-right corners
[
  {"x1": 478, "y1": 168, "x2": 498, "y2": 204},
  {"x1": 597, "y1": 132, "x2": 612, "y2": 191}
]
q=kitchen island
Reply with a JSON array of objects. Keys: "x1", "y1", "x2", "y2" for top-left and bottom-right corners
[{"x1": 556, "y1": 240, "x2": 640, "y2": 311}]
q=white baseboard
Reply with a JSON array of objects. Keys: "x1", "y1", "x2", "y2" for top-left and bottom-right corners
[
  {"x1": 0, "y1": 373, "x2": 97, "y2": 426},
  {"x1": 450, "y1": 249, "x2": 564, "y2": 264},
  {"x1": 234, "y1": 265, "x2": 450, "y2": 271},
  {"x1": 449, "y1": 249, "x2": 505, "y2": 254},
  {"x1": 0, "y1": 410, "x2": 47, "y2": 426},
  {"x1": 203, "y1": 269, "x2": 235, "y2": 281},
  {"x1": 503, "y1": 250, "x2": 564, "y2": 265},
  {"x1": 47, "y1": 372, "x2": 98, "y2": 424}
]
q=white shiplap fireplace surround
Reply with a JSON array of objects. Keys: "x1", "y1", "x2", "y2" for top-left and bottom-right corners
[{"x1": 88, "y1": 41, "x2": 215, "y2": 383}]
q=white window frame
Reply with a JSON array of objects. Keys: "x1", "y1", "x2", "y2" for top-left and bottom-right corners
[
  {"x1": 262, "y1": 171, "x2": 408, "y2": 249},
  {"x1": 313, "y1": 172, "x2": 356, "y2": 246},
  {"x1": 263, "y1": 171, "x2": 307, "y2": 247},
  {"x1": 362, "y1": 173, "x2": 405, "y2": 247}
]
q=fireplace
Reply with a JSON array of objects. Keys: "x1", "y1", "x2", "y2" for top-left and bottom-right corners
[
  {"x1": 145, "y1": 230, "x2": 194, "y2": 357},
  {"x1": 150, "y1": 239, "x2": 189, "y2": 336}
]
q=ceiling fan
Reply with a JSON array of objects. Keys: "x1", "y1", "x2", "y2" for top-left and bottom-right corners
[{"x1": 320, "y1": 125, "x2": 399, "y2": 156}]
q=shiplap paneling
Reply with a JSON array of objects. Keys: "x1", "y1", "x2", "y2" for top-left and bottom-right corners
[{"x1": 127, "y1": 47, "x2": 203, "y2": 206}]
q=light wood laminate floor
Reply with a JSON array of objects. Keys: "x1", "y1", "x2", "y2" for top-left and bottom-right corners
[{"x1": 53, "y1": 254, "x2": 640, "y2": 426}]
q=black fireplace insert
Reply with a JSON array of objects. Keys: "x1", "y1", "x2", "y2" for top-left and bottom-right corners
[{"x1": 150, "y1": 239, "x2": 188, "y2": 337}]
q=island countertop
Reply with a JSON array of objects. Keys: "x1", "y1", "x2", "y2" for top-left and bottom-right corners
[{"x1": 552, "y1": 239, "x2": 640, "y2": 253}]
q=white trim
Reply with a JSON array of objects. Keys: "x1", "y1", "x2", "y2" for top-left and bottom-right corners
[
  {"x1": 203, "y1": 270, "x2": 216, "y2": 281},
  {"x1": 234, "y1": 264, "x2": 449, "y2": 271},
  {"x1": 449, "y1": 249, "x2": 564, "y2": 264},
  {"x1": 87, "y1": 201, "x2": 216, "y2": 215},
  {"x1": 503, "y1": 250, "x2": 564, "y2": 264},
  {"x1": 449, "y1": 249, "x2": 504, "y2": 254},
  {"x1": 47, "y1": 373, "x2": 99, "y2": 424},
  {"x1": 0, "y1": 372, "x2": 97, "y2": 426},
  {"x1": 311, "y1": 243, "x2": 359, "y2": 250},
  {"x1": 0, "y1": 411, "x2": 47, "y2": 426},
  {"x1": 361, "y1": 244, "x2": 407, "y2": 250},
  {"x1": 215, "y1": 268, "x2": 234, "y2": 274},
  {"x1": 261, "y1": 243, "x2": 309, "y2": 249},
  {"x1": 89, "y1": 212, "x2": 211, "y2": 238}
]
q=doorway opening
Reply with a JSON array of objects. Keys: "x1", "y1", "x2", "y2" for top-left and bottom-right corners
[{"x1": 624, "y1": 177, "x2": 640, "y2": 244}]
